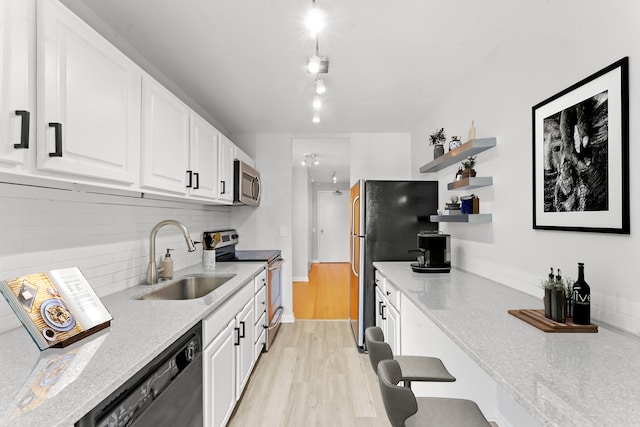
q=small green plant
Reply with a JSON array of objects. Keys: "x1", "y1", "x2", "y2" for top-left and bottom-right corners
[
  {"x1": 429, "y1": 128, "x2": 446, "y2": 146},
  {"x1": 461, "y1": 156, "x2": 476, "y2": 170}
]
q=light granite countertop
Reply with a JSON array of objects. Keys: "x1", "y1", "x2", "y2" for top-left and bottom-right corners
[
  {"x1": 373, "y1": 262, "x2": 640, "y2": 427},
  {"x1": 0, "y1": 262, "x2": 266, "y2": 427}
]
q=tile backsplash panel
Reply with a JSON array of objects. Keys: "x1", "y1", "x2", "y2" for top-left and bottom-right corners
[{"x1": 0, "y1": 183, "x2": 231, "y2": 334}]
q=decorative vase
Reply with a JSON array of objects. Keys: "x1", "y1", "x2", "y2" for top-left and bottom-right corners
[
  {"x1": 461, "y1": 169, "x2": 476, "y2": 179},
  {"x1": 433, "y1": 144, "x2": 444, "y2": 159}
]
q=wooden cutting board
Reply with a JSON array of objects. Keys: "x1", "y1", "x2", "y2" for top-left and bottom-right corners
[{"x1": 508, "y1": 309, "x2": 598, "y2": 333}]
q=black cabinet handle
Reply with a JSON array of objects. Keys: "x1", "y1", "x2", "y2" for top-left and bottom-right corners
[
  {"x1": 381, "y1": 304, "x2": 387, "y2": 320},
  {"x1": 240, "y1": 321, "x2": 246, "y2": 339},
  {"x1": 48, "y1": 122, "x2": 62, "y2": 157},
  {"x1": 13, "y1": 110, "x2": 30, "y2": 149},
  {"x1": 194, "y1": 172, "x2": 199, "y2": 189},
  {"x1": 378, "y1": 301, "x2": 383, "y2": 316},
  {"x1": 234, "y1": 327, "x2": 240, "y2": 346},
  {"x1": 186, "y1": 170, "x2": 193, "y2": 188},
  {"x1": 220, "y1": 180, "x2": 226, "y2": 194}
]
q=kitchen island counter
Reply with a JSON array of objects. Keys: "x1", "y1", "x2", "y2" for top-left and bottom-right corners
[
  {"x1": 373, "y1": 261, "x2": 640, "y2": 427},
  {"x1": 0, "y1": 262, "x2": 266, "y2": 427}
]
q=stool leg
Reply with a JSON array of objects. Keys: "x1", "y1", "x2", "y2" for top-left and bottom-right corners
[{"x1": 405, "y1": 380, "x2": 412, "y2": 389}]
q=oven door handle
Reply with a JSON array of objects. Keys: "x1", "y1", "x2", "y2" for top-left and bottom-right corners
[{"x1": 268, "y1": 259, "x2": 285, "y2": 270}]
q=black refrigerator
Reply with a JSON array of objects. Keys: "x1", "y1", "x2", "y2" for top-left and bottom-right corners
[{"x1": 349, "y1": 180, "x2": 438, "y2": 349}]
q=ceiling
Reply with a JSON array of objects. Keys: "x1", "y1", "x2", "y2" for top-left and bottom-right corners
[{"x1": 60, "y1": 0, "x2": 535, "y2": 136}]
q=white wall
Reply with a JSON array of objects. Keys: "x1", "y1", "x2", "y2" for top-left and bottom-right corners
[
  {"x1": 0, "y1": 184, "x2": 231, "y2": 333},
  {"x1": 310, "y1": 182, "x2": 350, "y2": 263},
  {"x1": 350, "y1": 133, "x2": 412, "y2": 183},
  {"x1": 411, "y1": 1, "x2": 640, "y2": 335},
  {"x1": 291, "y1": 166, "x2": 310, "y2": 281}
]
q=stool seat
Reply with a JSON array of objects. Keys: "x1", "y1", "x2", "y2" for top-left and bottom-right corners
[
  {"x1": 378, "y1": 359, "x2": 491, "y2": 427},
  {"x1": 396, "y1": 355, "x2": 456, "y2": 382},
  {"x1": 365, "y1": 326, "x2": 456, "y2": 386}
]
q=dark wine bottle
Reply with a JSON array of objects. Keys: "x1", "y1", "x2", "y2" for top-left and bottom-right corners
[{"x1": 572, "y1": 263, "x2": 591, "y2": 325}]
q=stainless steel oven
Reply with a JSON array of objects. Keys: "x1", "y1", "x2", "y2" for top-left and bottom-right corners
[
  {"x1": 205, "y1": 230, "x2": 283, "y2": 352},
  {"x1": 234, "y1": 160, "x2": 261, "y2": 206}
]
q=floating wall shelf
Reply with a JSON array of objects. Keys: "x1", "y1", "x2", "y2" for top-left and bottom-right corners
[
  {"x1": 430, "y1": 214, "x2": 493, "y2": 223},
  {"x1": 420, "y1": 137, "x2": 496, "y2": 173},
  {"x1": 447, "y1": 177, "x2": 493, "y2": 191}
]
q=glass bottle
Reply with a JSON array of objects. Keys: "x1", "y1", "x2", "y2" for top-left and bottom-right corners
[{"x1": 572, "y1": 263, "x2": 591, "y2": 325}]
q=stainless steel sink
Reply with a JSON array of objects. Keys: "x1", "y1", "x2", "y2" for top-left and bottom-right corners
[{"x1": 138, "y1": 274, "x2": 236, "y2": 300}]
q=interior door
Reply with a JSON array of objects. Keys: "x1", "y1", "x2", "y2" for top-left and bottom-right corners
[{"x1": 318, "y1": 191, "x2": 349, "y2": 262}]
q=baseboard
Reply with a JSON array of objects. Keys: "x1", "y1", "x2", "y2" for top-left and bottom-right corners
[
  {"x1": 292, "y1": 276, "x2": 308, "y2": 282},
  {"x1": 282, "y1": 313, "x2": 295, "y2": 323},
  {"x1": 312, "y1": 259, "x2": 319, "y2": 264}
]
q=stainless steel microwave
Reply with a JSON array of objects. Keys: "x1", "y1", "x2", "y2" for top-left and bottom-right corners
[{"x1": 234, "y1": 160, "x2": 261, "y2": 206}]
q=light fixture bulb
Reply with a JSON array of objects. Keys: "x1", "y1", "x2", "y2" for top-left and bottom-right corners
[
  {"x1": 307, "y1": 55, "x2": 321, "y2": 73},
  {"x1": 312, "y1": 95, "x2": 322, "y2": 110},
  {"x1": 305, "y1": 7, "x2": 324, "y2": 37},
  {"x1": 312, "y1": 112, "x2": 320, "y2": 123},
  {"x1": 315, "y1": 78, "x2": 326, "y2": 94},
  {"x1": 314, "y1": 156, "x2": 319, "y2": 165}
]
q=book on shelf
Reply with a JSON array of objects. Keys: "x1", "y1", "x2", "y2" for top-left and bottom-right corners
[{"x1": 0, "y1": 267, "x2": 112, "y2": 350}]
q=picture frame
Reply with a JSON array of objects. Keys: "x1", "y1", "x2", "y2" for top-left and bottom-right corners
[{"x1": 532, "y1": 57, "x2": 629, "y2": 234}]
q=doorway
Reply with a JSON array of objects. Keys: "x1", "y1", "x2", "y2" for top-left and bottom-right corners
[
  {"x1": 291, "y1": 137, "x2": 351, "y2": 319},
  {"x1": 317, "y1": 190, "x2": 349, "y2": 263}
]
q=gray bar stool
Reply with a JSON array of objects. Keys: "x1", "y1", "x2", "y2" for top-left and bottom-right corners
[
  {"x1": 377, "y1": 359, "x2": 491, "y2": 427},
  {"x1": 365, "y1": 326, "x2": 455, "y2": 389}
]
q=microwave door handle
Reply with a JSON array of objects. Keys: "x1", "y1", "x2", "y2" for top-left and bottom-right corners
[{"x1": 253, "y1": 176, "x2": 261, "y2": 201}]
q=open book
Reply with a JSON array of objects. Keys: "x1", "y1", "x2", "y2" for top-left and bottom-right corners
[{"x1": 0, "y1": 267, "x2": 112, "y2": 350}]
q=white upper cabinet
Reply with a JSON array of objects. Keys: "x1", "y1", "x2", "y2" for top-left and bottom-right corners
[
  {"x1": 37, "y1": 0, "x2": 141, "y2": 184},
  {"x1": 189, "y1": 113, "x2": 219, "y2": 200},
  {"x1": 217, "y1": 133, "x2": 235, "y2": 204},
  {"x1": 140, "y1": 75, "x2": 190, "y2": 194},
  {"x1": 0, "y1": 0, "x2": 35, "y2": 172}
]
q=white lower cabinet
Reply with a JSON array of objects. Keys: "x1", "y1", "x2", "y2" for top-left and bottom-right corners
[
  {"x1": 235, "y1": 298, "x2": 255, "y2": 398},
  {"x1": 374, "y1": 270, "x2": 400, "y2": 354},
  {"x1": 203, "y1": 269, "x2": 264, "y2": 427},
  {"x1": 204, "y1": 319, "x2": 236, "y2": 427}
]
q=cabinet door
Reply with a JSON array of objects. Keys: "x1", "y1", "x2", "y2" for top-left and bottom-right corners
[
  {"x1": 386, "y1": 303, "x2": 401, "y2": 355},
  {"x1": 217, "y1": 133, "x2": 235, "y2": 203},
  {"x1": 204, "y1": 319, "x2": 236, "y2": 427},
  {"x1": 0, "y1": 0, "x2": 35, "y2": 171},
  {"x1": 375, "y1": 286, "x2": 385, "y2": 335},
  {"x1": 189, "y1": 113, "x2": 219, "y2": 199},
  {"x1": 140, "y1": 75, "x2": 190, "y2": 194},
  {"x1": 38, "y1": 0, "x2": 141, "y2": 184},
  {"x1": 236, "y1": 298, "x2": 255, "y2": 398}
]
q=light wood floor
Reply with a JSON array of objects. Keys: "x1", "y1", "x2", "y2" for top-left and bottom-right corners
[
  {"x1": 293, "y1": 263, "x2": 350, "y2": 320},
  {"x1": 228, "y1": 320, "x2": 389, "y2": 427}
]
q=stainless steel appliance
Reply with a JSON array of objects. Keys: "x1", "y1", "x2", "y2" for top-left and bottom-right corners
[
  {"x1": 204, "y1": 229, "x2": 283, "y2": 351},
  {"x1": 410, "y1": 231, "x2": 451, "y2": 273},
  {"x1": 350, "y1": 180, "x2": 438, "y2": 349},
  {"x1": 76, "y1": 323, "x2": 202, "y2": 427},
  {"x1": 234, "y1": 160, "x2": 261, "y2": 206}
]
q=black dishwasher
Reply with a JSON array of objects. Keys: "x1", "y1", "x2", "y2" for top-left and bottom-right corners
[{"x1": 77, "y1": 323, "x2": 202, "y2": 427}]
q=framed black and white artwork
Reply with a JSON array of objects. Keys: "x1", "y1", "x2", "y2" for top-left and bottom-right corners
[{"x1": 532, "y1": 57, "x2": 629, "y2": 234}]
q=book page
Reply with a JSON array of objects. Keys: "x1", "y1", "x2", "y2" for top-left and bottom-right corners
[
  {"x1": 2, "y1": 273, "x2": 84, "y2": 349},
  {"x1": 48, "y1": 267, "x2": 112, "y2": 330}
]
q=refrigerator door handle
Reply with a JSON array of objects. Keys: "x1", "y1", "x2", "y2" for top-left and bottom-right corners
[
  {"x1": 351, "y1": 195, "x2": 360, "y2": 235},
  {"x1": 350, "y1": 236, "x2": 358, "y2": 277}
]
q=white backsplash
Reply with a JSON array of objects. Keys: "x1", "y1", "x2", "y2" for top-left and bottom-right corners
[{"x1": 0, "y1": 183, "x2": 231, "y2": 334}]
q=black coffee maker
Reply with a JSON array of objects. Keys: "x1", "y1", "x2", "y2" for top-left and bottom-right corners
[{"x1": 409, "y1": 231, "x2": 451, "y2": 273}]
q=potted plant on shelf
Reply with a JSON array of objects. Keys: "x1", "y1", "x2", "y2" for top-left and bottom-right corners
[
  {"x1": 461, "y1": 156, "x2": 477, "y2": 178},
  {"x1": 429, "y1": 128, "x2": 446, "y2": 159}
]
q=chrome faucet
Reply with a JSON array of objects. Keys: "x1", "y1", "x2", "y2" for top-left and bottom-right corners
[{"x1": 147, "y1": 220, "x2": 196, "y2": 285}]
